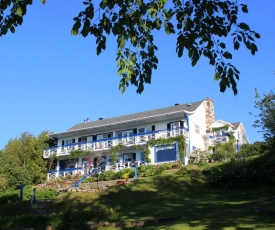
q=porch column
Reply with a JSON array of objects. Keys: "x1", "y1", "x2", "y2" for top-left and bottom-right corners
[
  {"x1": 56, "y1": 160, "x2": 60, "y2": 178},
  {"x1": 82, "y1": 163, "x2": 85, "y2": 175}
]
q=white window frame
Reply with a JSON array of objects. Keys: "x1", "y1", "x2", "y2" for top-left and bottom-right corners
[{"x1": 194, "y1": 124, "x2": 200, "y2": 134}]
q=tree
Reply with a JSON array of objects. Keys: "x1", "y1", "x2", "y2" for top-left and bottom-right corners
[
  {"x1": 239, "y1": 141, "x2": 269, "y2": 157},
  {"x1": 0, "y1": 131, "x2": 50, "y2": 188},
  {"x1": 0, "y1": 0, "x2": 259, "y2": 94},
  {"x1": 253, "y1": 90, "x2": 275, "y2": 141}
]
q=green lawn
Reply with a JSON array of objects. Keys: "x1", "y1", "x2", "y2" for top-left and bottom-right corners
[{"x1": 0, "y1": 166, "x2": 275, "y2": 229}]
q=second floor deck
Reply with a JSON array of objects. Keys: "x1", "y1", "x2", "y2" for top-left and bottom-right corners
[
  {"x1": 43, "y1": 127, "x2": 189, "y2": 158},
  {"x1": 209, "y1": 134, "x2": 230, "y2": 145}
]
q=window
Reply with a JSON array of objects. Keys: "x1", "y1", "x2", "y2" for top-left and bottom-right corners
[
  {"x1": 140, "y1": 152, "x2": 145, "y2": 162},
  {"x1": 138, "y1": 128, "x2": 146, "y2": 142},
  {"x1": 155, "y1": 144, "x2": 177, "y2": 163},
  {"x1": 65, "y1": 139, "x2": 72, "y2": 145},
  {"x1": 97, "y1": 134, "x2": 108, "y2": 140},
  {"x1": 138, "y1": 128, "x2": 145, "y2": 133},
  {"x1": 168, "y1": 122, "x2": 180, "y2": 137},
  {"x1": 123, "y1": 153, "x2": 133, "y2": 162},
  {"x1": 194, "y1": 124, "x2": 200, "y2": 134}
]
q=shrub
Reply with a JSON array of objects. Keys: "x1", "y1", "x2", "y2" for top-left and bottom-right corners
[
  {"x1": 101, "y1": 170, "x2": 116, "y2": 181},
  {"x1": 209, "y1": 151, "x2": 225, "y2": 162},
  {"x1": 204, "y1": 152, "x2": 275, "y2": 188},
  {"x1": 171, "y1": 162, "x2": 180, "y2": 168},
  {"x1": 144, "y1": 168, "x2": 155, "y2": 177},
  {"x1": 0, "y1": 189, "x2": 19, "y2": 204},
  {"x1": 115, "y1": 168, "x2": 134, "y2": 179},
  {"x1": 155, "y1": 164, "x2": 168, "y2": 175},
  {"x1": 82, "y1": 176, "x2": 97, "y2": 183},
  {"x1": 89, "y1": 207, "x2": 118, "y2": 223},
  {"x1": 35, "y1": 188, "x2": 57, "y2": 200},
  {"x1": 176, "y1": 166, "x2": 188, "y2": 176},
  {"x1": 198, "y1": 162, "x2": 209, "y2": 168},
  {"x1": 59, "y1": 206, "x2": 118, "y2": 227},
  {"x1": 122, "y1": 173, "x2": 129, "y2": 179}
]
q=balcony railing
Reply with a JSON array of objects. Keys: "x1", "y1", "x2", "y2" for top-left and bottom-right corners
[
  {"x1": 46, "y1": 160, "x2": 147, "y2": 181},
  {"x1": 209, "y1": 135, "x2": 230, "y2": 145},
  {"x1": 43, "y1": 127, "x2": 189, "y2": 158}
]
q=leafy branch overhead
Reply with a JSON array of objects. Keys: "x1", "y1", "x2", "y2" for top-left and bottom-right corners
[{"x1": 0, "y1": 0, "x2": 259, "y2": 95}]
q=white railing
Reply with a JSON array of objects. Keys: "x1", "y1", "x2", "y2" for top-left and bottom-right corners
[
  {"x1": 209, "y1": 135, "x2": 230, "y2": 145},
  {"x1": 47, "y1": 168, "x2": 82, "y2": 181},
  {"x1": 43, "y1": 127, "x2": 189, "y2": 158},
  {"x1": 47, "y1": 161, "x2": 147, "y2": 180}
]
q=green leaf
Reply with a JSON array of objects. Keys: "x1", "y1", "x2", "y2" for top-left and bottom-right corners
[
  {"x1": 148, "y1": 8, "x2": 157, "y2": 18},
  {"x1": 40, "y1": 0, "x2": 46, "y2": 4},
  {"x1": 71, "y1": 29, "x2": 78, "y2": 36},
  {"x1": 16, "y1": 7, "x2": 23, "y2": 16},
  {"x1": 118, "y1": 37, "x2": 126, "y2": 49},
  {"x1": 222, "y1": 51, "x2": 232, "y2": 59},
  {"x1": 241, "y1": 4, "x2": 248, "y2": 13},
  {"x1": 234, "y1": 41, "x2": 240, "y2": 50},
  {"x1": 239, "y1": 22, "x2": 250, "y2": 30},
  {"x1": 214, "y1": 72, "x2": 220, "y2": 81},
  {"x1": 251, "y1": 43, "x2": 258, "y2": 55},
  {"x1": 237, "y1": 35, "x2": 242, "y2": 42},
  {"x1": 219, "y1": 79, "x2": 227, "y2": 93},
  {"x1": 209, "y1": 57, "x2": 215, "y2": 66},
  {"x1": 154, "y1": 18, "x2": 162, "y2": 30},
  {"x1": 255, "y1": 33, "x2": 260, "y2": 39},
  {"x1": 219, "y1": 42, "x2": 226, "y2": 49},
  {"x1": 164, "y1": 22, "x2": 174, "y2": 35}
]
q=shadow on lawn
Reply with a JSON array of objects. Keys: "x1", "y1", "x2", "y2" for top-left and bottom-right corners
[
  {"x1": 52, "y1": 173, "x2": 275, "y2": 229},
  {"x1": 1, "y1": 163, "x2": 275, "y2": 229}
]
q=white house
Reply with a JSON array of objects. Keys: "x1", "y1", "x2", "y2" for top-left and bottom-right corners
[
  {"x1": 207, "y1": 120, "x2": 249, "y2": 151},
  {"x1": 43, "y1": 97, "x2": 248, "y2": 180}
]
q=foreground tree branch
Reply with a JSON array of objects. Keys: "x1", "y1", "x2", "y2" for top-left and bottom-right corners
[{"x1": 0, "y1": 0, "x2": 260, "y2": 94}]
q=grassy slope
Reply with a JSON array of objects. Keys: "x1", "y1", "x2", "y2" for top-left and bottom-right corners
[
  {"x1": 53, "y1": 165, "x2": 275, "y2": 229},
  {"x1": 1, "y1": 164, "x2": 275, "y2": 229}
]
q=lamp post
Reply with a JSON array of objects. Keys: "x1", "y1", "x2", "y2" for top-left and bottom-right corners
[{"x1": 236, "y1": 139, "x2": 239, "y2": 156}]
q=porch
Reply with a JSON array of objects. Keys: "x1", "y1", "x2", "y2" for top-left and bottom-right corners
[{"x1": 47, "y1": 160, "x2": 146, "y2": 181}]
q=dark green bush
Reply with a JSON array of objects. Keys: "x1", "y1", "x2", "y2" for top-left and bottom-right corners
[
  {"x1": 82, "y1": 176, "x2": 97, "y2": 183},
  {"x1": 100, "y1": 170, "x2": 117, "y2": 181},
  {"x1": 144, "y1": 168, "x2": 155, "y2": 177},
  {"x1": 155, "y1": 164, "x2": 168, "y2": 175},
  {"x1": 176, "y1": 166, "x2": 188, "y2": 176},
  {"x1": 0, "y1": 190, "x2": 19, "y2": 204},
  {"x1": 205, "y1": 152, "x2": 275, "y2": 188},
  {"x1": 35, "y1": 188, "x2": 57, "y2": 200},
  {"x1": 115, "y1": 168, "x2": 134, "y2": 179},
  {"x1": 209, "y1": 151, "x2": 226, "y2": 162}
]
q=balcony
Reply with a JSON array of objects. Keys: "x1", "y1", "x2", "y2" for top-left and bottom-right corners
[
  {"x1": 47, "y1": 160, "x2": 147, "y2": 181},
  {"x1": 209, "y1": 134, "x2": 230, "y2": 145},
  {"x1": 43, "y1": 127, "x2": 189, "y2": 158}
]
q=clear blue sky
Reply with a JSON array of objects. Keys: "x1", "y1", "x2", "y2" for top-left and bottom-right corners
[{"x1": 0, "y1": 0, "x2": 274, "y2": 150}]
